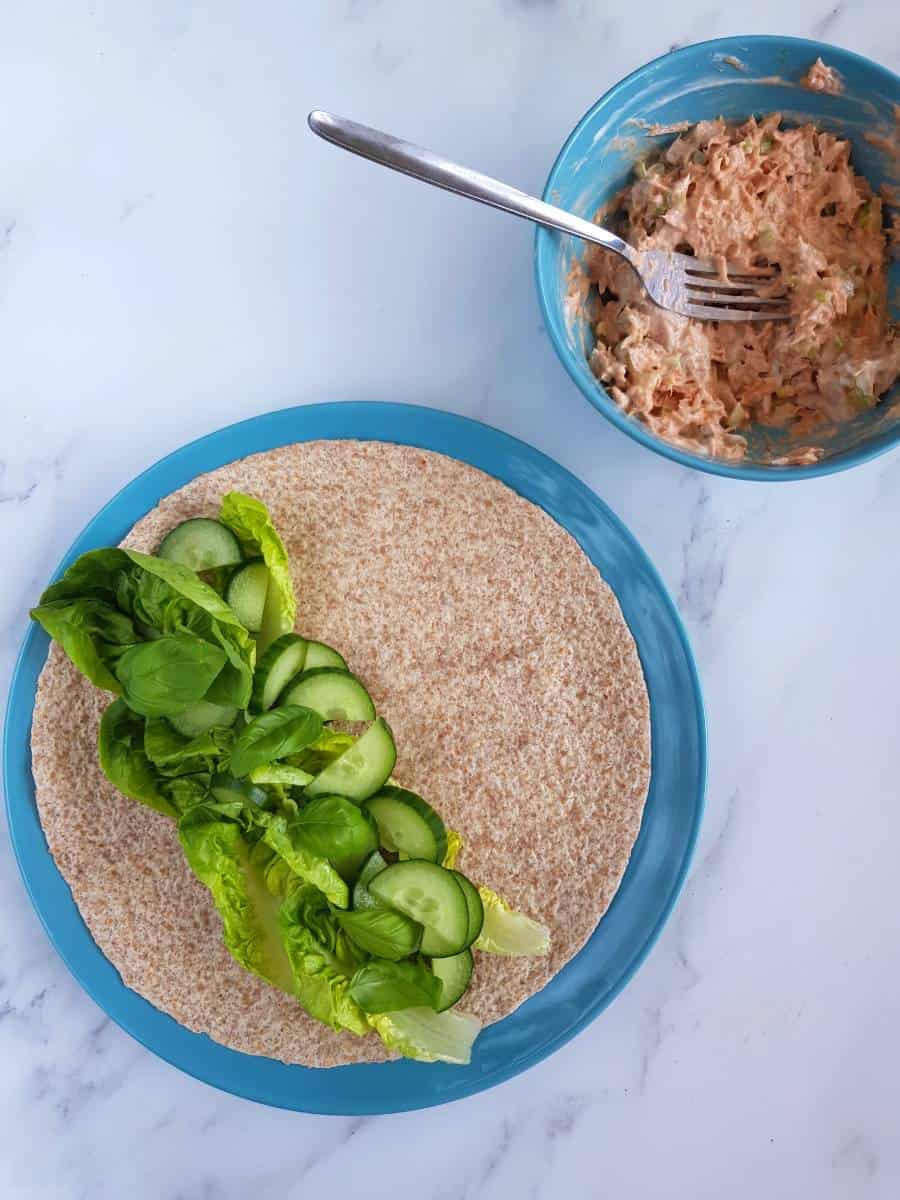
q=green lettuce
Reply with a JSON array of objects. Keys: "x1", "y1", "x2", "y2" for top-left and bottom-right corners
[
  {"x1": 219, "y1": 492, "x2": 296, "y2": 650},
  {"x1": 369, "y1": 1007, "x2": 481, "y2": 1065},
  {"x1": 230, "y1": 706, "x2": 323, "y2": 777},
  {"x1": 178, "y1": 819, "x2": 296, "y2": 995},
  {"x1": 336, "y1": 909, "x2": 423, "y2": 962},
  {"x1": 33, "y1": 547, "x2": 255, "y2": 711},
  {"x1": 248, "y1": 764, "x2": 313, "y2": 788},
  {"x1": 117, "y1": 551, "x2": 254, "y2": 709},
  {"x1": 98, "y1": 699, "x2": 179, "y2": 818},
  {"x1": 278, "y1": 886, "x2": 369, "y2": 1034},
  {"x1": 293, "y1": 794, "x2": 378, "y2": 880},
  {"x1": 474, "y1": 887, "x2": 551, "y2": 956},
  {"x1": 289, "y1": 729, "x2": 357, "y2": 776},
  {"x1": 348, "y1": 959, "x2": 440, "y2": 1012},
  {"x1": 114, "y1": 634, "x2": 227, "y2": 717},
  {"x1": 442, "y1": 829, "x2": 463, "y2": 870},
  {"x1": 30, "y1": 596, "x2": 136, "y2": 693},
  {"x1": 260, "y1": 812, "x2": 349, "y2": 908},
  {"x1": 144, "y1": 718, "x2": 234, "y2": 777}
]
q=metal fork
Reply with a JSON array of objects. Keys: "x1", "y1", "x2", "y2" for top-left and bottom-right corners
[{"x1": 308, "y1": 110, "x2": 789, "y2": 324}]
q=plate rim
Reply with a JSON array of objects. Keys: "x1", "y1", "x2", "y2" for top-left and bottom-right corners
[{"x1": 4, "y1": 401, "x2": 706, "y2": 1113}]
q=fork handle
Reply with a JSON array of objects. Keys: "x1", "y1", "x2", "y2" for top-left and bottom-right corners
[{"x1": 308, "y1": 110, "x2": 636, "y2": 263}]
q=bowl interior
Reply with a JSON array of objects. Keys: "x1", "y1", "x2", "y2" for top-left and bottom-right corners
[{"x1": 537, "y1": 37, "x2": 900, "y2": 476}]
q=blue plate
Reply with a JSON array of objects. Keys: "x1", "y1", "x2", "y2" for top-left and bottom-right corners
[
  {"x1": 535, "y1": 36, "x2": 900, "y2": 480},
  {"x1": 3, "y1": 403, "x2": 705, "y2": 1113}
]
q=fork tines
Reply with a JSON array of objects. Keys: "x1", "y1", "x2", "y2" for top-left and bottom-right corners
[{"x1": 680, "y1": 255, "x2": 790, "y2": 321}]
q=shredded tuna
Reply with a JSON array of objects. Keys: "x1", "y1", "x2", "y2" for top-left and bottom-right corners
[
  {"x1": 801, "y1": 58, "x2": 843, "y2": 95},
  {"x1": 584, "y1": 115, "x2": 900, "y2": 461}
]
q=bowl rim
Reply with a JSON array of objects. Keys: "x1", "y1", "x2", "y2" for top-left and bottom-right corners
[{"x1": 534, "y1": 34, "x2": 900, "y2": 482}]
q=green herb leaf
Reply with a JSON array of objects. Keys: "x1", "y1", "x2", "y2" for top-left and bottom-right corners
[
  {"x1": 349, "y1": 959, "x2": 442, "y2": 1013},
  {"x1": 229, "y1": 704, "x2": 323, "y2": 777},
  {"x1": 293, "y1": 794, "x2": 378, "y2": 879},
  {"x1": 336, "y1": 908, "x2": 423, "y2": 961},
  {"x1": 114, "y1": 634, "x2": 227, "y2": 717}
]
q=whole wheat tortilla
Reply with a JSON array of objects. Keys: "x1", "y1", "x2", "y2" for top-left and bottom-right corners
[{"x1": 31, "y1": 440, "x2": 650, "y2": 1067}]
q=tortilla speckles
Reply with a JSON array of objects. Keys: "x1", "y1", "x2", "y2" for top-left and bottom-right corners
[{"x1": 31, "y1": 440, "x2": 650, "y2": 1067}]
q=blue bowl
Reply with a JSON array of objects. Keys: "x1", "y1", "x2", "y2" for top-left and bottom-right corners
[{"x1": 535, "y1": 36, "x2": 900, "y2": 481}]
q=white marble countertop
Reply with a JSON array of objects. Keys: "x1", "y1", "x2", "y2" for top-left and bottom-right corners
[{"x1": 2, "y1": 3, "x2": 899, "y2": 1197}]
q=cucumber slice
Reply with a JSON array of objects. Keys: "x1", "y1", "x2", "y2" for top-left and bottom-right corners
[
  {"x1": 430, "y1": 949, "x2": 474, "y2": 1012},
  {"x1": 226, "y1": 562, "x2": 270, "y2": 633},
  {"x1": 168, "y1": 700, "x2": 239, "y2": 738},
  {"x1": 368, "y1": 861, "x2": 469, "y2": 957},
  {"x1": 450, "y1": 870, "x2": 484, "y2": 947},
  {"x1": 352, "y1": 850, "x2": 388, "y2": 910},
  {"x1": 281, "y1": 669, "x2": 375, "y2": 722},
  {"x1": 158, "y1": 518, "x2": 243, "y2": 572},
  {"x1": 303, "y1": 640, "x2": 347, "y2": 670},
  {"x1": 364, "y1": 786, "x2": 447, "y2": 863},
  {"x1": 250, "y1": 634, "x2": 307, "y2": 712},
  {"x1": 210, "y1": 773, "x2": 270, "y2": 809},
  {"x1": 305, "y1": 717, "x2": 396, "y2": 802}
]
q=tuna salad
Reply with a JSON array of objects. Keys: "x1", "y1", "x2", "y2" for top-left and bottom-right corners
[{"x1": 583, "y1": 114, "x2": 900, "y2": 462}]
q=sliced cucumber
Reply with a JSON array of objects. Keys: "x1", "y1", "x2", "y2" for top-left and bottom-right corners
[
  {"x1": 280, "y1": 668, "x2": 375, "y2": 722},
  {"x1": 364, "y1": 786, "x2": 447, "y2": 863},
  {"x1": 430, "y1": 949, "x2": 474, "y2": 1012},
  {"x1": 451, "y1": 870, "x2": 484, "y2": 947},
  {"x1": 250, "y1": 634, "x2": 307, "y2": 712},
  {"x1": 303, "y1": 640, "x2": 347, "y2": 670},
  {"x1": 226, "y1": 561, "x2": 270, "y2": 633},
  {"x1": 305, "y1": 717, "x2": 396, "y2": 802},
  {"x1": 352, "y1": 850, "x2": 388, "y2": 910},
  {"x1": 210, "y1": 773, "x2": 270, "y2": 809},
  {"x1": 368, "y1": 860, "x2": 469, "y2": 957},
  {"x1": 158, "y1": 518, "x2": 243, "y2": 572},
  {"x1": 168, "y1": 700, "x2": 239, "y2": 738}
]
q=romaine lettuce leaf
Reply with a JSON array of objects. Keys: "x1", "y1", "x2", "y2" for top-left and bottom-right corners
[
  {"x1": 278, "y1": 886, "x2": 369, "y2": 1034},
  {"x1": 143, "y1": 718, "x2": 234, "y2": 777},
  {"x1": 30, "y1": 597, "x2": 136, "y2": 693},
  {"x1": 178, "y1": 819, "x2": 296, "y2": 995},
  {"x1": 289, "y1": 729, "x2": 356, "y2": 776},
  {"x1": 33, "y1": 547, "x2": 255, "y2": 710},
  {"x1": 474, "y1": 887, "x2": 551, "y2": 956},
  {"x1": 260, "y1": 812, "x2": 349, "y2": 908},
  {"x1": 119, "y1": 551, "x2": 254, "y2": 709},
  {"x1": 442, "y1": 829, "x2": 463, "y2": 870},
  {"x1": 98, "y1": 699, "x2": 179, "y2": 818},
  {"x1": 218, "y1": 493, "x2": 296, "y2": 650},
  {"x1": 369, "y1": 1007, "x2": 481, "y2": 1064}
]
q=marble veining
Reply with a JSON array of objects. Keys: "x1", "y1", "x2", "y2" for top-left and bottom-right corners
[{"x1": 1, "y1": 1, "x2": 898, "y2": 1197}]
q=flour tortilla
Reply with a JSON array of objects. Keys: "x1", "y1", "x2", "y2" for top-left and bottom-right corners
[{"x1": 31, "y1": 440, "x2": 651, "y2": 1067}]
